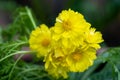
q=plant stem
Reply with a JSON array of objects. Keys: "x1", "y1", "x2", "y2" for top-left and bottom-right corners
[
  {"x1": 8, "y1": 54, "x2": 24, "y2": 80},
  {"x1": 0, "y1": 51, "x2": 34, "y2": 62},
  {"x1": 25, "y1": 7, "x2": 36, "y2": 29}
]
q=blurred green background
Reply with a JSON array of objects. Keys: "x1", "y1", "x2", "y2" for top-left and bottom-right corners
[{"x1": 0, "y1": 0, "x2": 120, "y2": 46}]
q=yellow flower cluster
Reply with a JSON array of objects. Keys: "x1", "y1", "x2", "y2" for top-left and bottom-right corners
[{"x1": 29, "y1": 9, "x2": 104, "y2": 78}]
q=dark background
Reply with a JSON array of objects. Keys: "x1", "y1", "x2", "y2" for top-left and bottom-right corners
[{"x1": 0, "y1": 0, "x2": 120, "y2": 47}]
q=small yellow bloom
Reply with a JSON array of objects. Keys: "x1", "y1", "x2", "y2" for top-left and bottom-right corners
[
  {"x1": 44, "y1": 52, "x2": 68, "y2": 79},
  {"x1": 83, "y1": 28, "x2": 104, "y2": 49},
  {"x1": 29, "y1": 24, "x2": 52, "y2": 58},
  {"x1": 66, "y1": 48, "x2": 96, "y2": 72},
  {"x1": 46, "y1": 63, "x2": 68, "y2": 79},
  {"x1": 52, "y1": 9, "x2": 90, "y2": 48}
]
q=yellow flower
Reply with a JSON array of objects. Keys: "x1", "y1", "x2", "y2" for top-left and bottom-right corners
[
  {"x1": 29, "y1": 24, "x2": 52, "y2": 58},
  {"x1": 52, "y1": 9, "x2": 91, "y2": 48},
  {"x1": 29, "y1": 9, "x2": 104, "y2": 79},
  {"x1": 44, "y1": 52, "x2": 68, "y2": 79},
  {"x1": 46, "y1": 63, "x2": 68, "y2": 79},
  {"x1": 83, "y1": 28, "x2": 104, "y2": 49},
  {"x1": 66, "y1": 48, "x2": 96, "y2": 72}
]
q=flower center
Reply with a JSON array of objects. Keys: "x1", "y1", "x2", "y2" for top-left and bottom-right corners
[
  {"x1": 62, "y1": 21, "x2": 71, "y2": 31},
  {"x1": 56, "y1": 57, "x2": 63, "y2": 61},
  {"x1": 41, "y1": 38, "x2": 50, "y2": 47},
  {"x1": 72, "y1": 52, "x2": 82, "y2": 61}
]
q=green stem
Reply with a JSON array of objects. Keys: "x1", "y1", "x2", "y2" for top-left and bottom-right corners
[
  {"x1": 0, "y1": 51, "x2": 34, "y2": 62},
  {"x1": 8, "y1": 54, "x2": 24, "y2": 80},
  {"x1": 15, "y1": 68, "x2": 42, "y2": 79},
  {"x1": 25, "y1": 7, "x2": 36, "y2": 29}
]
